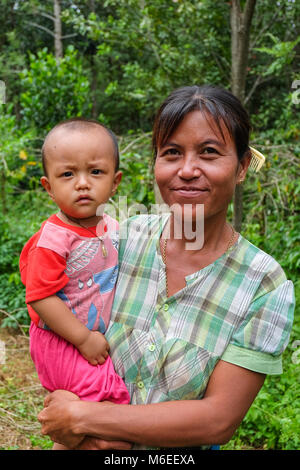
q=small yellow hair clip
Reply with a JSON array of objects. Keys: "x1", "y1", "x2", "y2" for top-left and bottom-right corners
[{"x1": 249, "y1": 147, "x2": 265, "y2": 172}]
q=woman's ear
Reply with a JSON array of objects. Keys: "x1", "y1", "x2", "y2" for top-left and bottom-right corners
[
  {"x1": 40, "y1": 176, "x2": 55, "y2": 201},
  {"x1": 236, "y1": 152, "x2": 251, "y2": 184}
]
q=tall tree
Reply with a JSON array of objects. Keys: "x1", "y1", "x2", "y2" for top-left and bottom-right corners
[
  {"x1": 54, "y1": 0, "x2": 63, "y2": 60},
  {"x1": 230, "y1": 0, "x2": 257, "y2": 232},
  {"x1": 25, "y1": 0, "x2": 77, "y2": 61}
]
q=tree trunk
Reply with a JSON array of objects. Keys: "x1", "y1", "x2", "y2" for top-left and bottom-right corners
[
  {"x1": 89, "y1": 1, "x2": 98, "y2": 118},
  {"x1": 0, "y1": 168, "x2": 7, "y2": 215},
  {"x1": 53, "y1": 0, "x2": 63, "y2": 60},
  {"x1": 230, "y1": 0, "x2": 256, "y2": 232},
  {"x1": 90, "y1": 54, "x2": 98, "y2": 119}
]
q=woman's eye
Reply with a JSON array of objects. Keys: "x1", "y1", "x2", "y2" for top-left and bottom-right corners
[
  {"x1": 166, "y1": 148, "x2": 180, "y2": 155},
  {"x1": 202, "y1": 147, "x2": 218, "y2": 155},
  {"x1": 160, "y1": 148, "x2": 181, "y2": 158}
]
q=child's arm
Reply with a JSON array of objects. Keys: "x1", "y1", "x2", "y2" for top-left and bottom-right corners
[{"x1": 29, "y1": 296, "x2": 109, "y2": 366}]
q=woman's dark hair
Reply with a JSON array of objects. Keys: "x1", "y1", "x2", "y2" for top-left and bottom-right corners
[
  {"x1": 42, "y1": 117, "x2": 120, "y2": 176},
  {"x1": 152, "y1": 85, "x2": 251, "y2": 162}
]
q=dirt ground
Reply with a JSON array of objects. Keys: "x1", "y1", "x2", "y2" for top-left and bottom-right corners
[{"x1": 0, "y1": 327, "x2": 49, "y2": 450}]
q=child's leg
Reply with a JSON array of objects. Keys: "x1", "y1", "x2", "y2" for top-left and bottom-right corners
[
  {"x1": 30, "y1": 325, "x2": 130, "y2": 404},
  {"x1": 52, "y1": 442, "x2": 70, "y2": 450}
]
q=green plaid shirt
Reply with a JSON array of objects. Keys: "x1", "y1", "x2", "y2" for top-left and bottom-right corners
[{"x1": 107, "y1": 214, "x2": 294, "y2": 448}]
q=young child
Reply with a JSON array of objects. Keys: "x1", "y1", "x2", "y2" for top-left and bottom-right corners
[{"x1": 19, "y1": 118, "x2": 130, "y2": 448}]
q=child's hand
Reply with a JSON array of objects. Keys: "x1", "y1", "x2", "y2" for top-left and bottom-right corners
[{"x1": 78, "y1": 331, "x2": 110, "y2": 366}]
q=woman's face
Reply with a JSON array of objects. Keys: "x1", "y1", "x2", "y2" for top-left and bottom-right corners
[{"x1": 154, "y1": 110, "x2": 250, "y2": 222}]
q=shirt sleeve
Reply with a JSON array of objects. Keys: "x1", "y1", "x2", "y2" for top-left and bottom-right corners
[
  {"x1": 222, "y1": 280, "x2": 295, "y2": 375},
  {"x1": 22, "y1": 246, "x2": 69, "y2": 303}
]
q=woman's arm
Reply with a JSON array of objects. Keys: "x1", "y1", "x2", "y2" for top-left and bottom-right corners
[
  {"x1": 30, "y1": 296, "x2": 109, "y2": 365},
  {"x1": 38, "y1": 360, "x2": 265, "y2": 448}
]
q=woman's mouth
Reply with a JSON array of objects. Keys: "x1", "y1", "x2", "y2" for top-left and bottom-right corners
[{"x1": 171, "y1": 186, "x2": 209, "y2": 198}]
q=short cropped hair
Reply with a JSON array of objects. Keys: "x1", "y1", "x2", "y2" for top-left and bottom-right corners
[
  {"x1": 152, "y1": 85, "x2": 251, "y2": 162},
  {"x1": 42, "y1": 118, "x2": 120, "y2": 176}
]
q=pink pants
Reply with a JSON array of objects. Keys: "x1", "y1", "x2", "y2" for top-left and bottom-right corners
[{"x1": 29, "y1": 322, "x2": 130, "y2": 404}]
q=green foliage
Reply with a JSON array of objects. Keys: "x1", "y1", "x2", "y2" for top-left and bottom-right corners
[
  {"x1": 118, "y1": 133, "x2": 155, "y2": 207},
  {"x1": 241, "y1": 150, "x2": 300, "y2": 275},
  {"x1": 254, "y1": 33, "x2": 300, "y2": 77},
  {"x1": 63, "y1": 0, "x2": 230, "y2": 132},
  {"x1": 0, "y1": 0, "x2": 299, "y2": 450},
  {"x1": 0, "y1": 107, "x2": 37, "y2": 221},
  {"x1": 226, "y1": 141, "x2": 300, "y2": 450},
  {"x1": 223, "y1": 312, "x2": 300, "y2": 450},
  {"x1": 19, "y1": 46, "x2": 92, "y2": 133},
  {"x1": 0, "y1": 189, "x2": 56, "y2": 329},
  {"x1": 29, "y1": 434, "x2": 53, "y2": 449},
  {"x1": 0, "y1": 107, "x2": 35, "y2": 170}
]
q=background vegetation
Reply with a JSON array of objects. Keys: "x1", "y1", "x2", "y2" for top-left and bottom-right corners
[{"x1": 0, "y1": 0, "x2": 299, "y2": 450}]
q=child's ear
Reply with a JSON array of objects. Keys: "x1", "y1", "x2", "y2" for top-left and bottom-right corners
[
  {"x1": 40, "y1": 176, "x2": 55, "y2": 201},
  {"x1": 111, "y1": 171, "x2": 122, "y2": 196}
]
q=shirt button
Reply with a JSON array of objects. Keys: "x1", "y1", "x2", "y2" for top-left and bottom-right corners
[
  {"x1": 163, "y1": 304, "x2": 169, "y2": 311},
  {"x1": 148, "y1": 344, "x2": 156, "y2": 352},
  {"x1": 137, "y1": 381, "x2": 144, "y2": 389}
]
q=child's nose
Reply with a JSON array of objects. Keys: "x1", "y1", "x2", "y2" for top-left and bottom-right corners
[{"x1": 75, "y1": 174, "x2": 90, "y2": 189}]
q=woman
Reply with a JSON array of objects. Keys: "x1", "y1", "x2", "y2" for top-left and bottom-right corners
[{"x1": 37, "y1": 85, "x2": 294, "y2": 450}]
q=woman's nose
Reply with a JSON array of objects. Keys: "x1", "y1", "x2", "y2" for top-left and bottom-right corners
[{"x1": 178, "y1": 157, "x2": 201, "y2": 179}]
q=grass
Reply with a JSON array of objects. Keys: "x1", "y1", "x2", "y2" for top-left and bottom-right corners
[{"x1": 0, "y1": 327, "x2": 52, "y2": 450}]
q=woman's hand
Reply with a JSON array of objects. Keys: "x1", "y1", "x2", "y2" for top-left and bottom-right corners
[
  {"x1": 37, "y1": 390, "x2": 85, "y2": 448},
  {"x1": 75, "y1": 436, "x2": 133, "y2": 450},
  {"x1": 78, "y1": 331, "x2": 110, "y2": 366}
]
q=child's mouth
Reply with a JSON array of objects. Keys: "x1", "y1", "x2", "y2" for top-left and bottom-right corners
[{"x1": 76, "y1": 195, "x2": 92, "y2": 203}]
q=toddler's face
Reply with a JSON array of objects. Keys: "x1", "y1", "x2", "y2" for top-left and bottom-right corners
[{"x1": 41, "y1": 127, "x2": 122, "y2": 226}]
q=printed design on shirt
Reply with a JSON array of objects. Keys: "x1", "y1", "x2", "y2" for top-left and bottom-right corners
[
  {"x1": 94, "y1": 265, "x2": 119, "y2": 292},
  {"x1": 56, "y1": 239, "x2": 118, "y2": 333},
  {"x1": 65, "y1": 239, "x2": 100, "y2": 276}
]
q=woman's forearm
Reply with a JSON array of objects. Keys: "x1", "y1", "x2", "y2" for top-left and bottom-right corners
[{"x1": 74, "y1": 399, "x2": 224, "y2": 447}]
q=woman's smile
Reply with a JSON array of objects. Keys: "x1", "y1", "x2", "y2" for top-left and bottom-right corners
[{"x1": 170, "y1": 185, "x2": 210, "y2": 198}]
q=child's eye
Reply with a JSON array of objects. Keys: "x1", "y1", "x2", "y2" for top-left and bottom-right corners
[
  {"x1": 91, "y1": 169, "x2": 102, "y2": 175},
  {"x1": 62, "y1": 171, "x2": 73, "y2": 177}
]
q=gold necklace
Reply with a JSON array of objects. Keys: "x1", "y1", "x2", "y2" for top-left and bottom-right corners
[
  {"x1": 61, "y1": 212, "x2": 108, "y2": 257},
  {"x1": 161, "y1": 224, "x2": 236, "y2": 298}
]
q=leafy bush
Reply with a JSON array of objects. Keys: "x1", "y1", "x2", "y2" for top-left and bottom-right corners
[
  {"x1": 19, "y1": 46, "x2": 92, "y2": 133},
  {"x1": 0, "y1": 190, "x2": 56, "y2": 329},
  {"x1": 224, "y1": 299, "x2": 300, "y2": 450},
  {"x1": 118, "y1": 133, "x2": 155, "y2": 206},
  {"x1": 225, "y1": 142, "x2": 300, "y2": 450}
]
